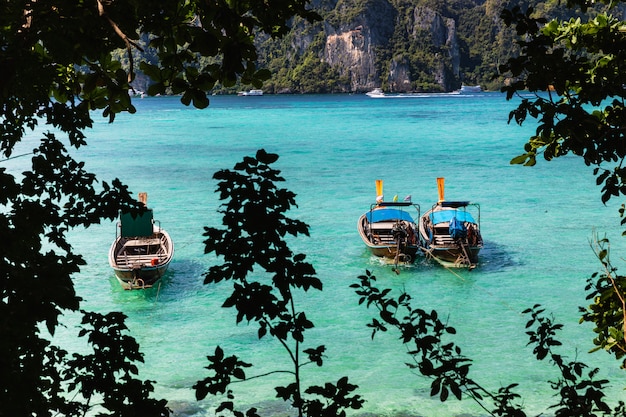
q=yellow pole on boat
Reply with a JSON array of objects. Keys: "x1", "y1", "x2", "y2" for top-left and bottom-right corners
[
  {"x1": 437, "y1": 177, "x2": 445, "y2": 202},
  {"x1": 375, "y1": 179, "x2": 383, "y2": 200},
  {"x1": 138, "y1": 192, "x2": 148, "y2": 206}
]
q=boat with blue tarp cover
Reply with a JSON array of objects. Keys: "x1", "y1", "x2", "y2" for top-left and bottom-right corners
[
  {"x1": 419, "y1": 178, "x2": 483, "y2": 268},
  {"x1": 357, "y1": 180, "x2": 420, "y2": 267}
]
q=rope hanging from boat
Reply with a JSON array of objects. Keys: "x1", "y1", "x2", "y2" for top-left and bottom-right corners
[
  {"x1": 392, "y1": 239, "x2": 401, "y2": 274},
  {"x1": 129, "y1": 270, "x2": 145, "y2": 290},
  {"x1": 155, "y1": 280, "x2": 162, "y2": 300},
  {"x1": 391, "y1": 221, "x2": 409, "y2": 274},
  {"x1": 424, "y1": 248, "x2": 467, "y2": 282},
  {"x1": 458, "y1": 240, "x2": 476, "y2": 270}
]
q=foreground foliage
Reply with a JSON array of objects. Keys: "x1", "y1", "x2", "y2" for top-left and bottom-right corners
[
  {"x1": 583, "y1": 235, "x2": 626, "y2": 369},
  {"x1": 499, "y1": 0, "x2": 626, "y2": 367},
  {"x1": 352, "y1": 270, "x2": 626, "y2": 417},
  {"x1": 196, "y1": 150, "x2": 363, "y2": 417},
  {"x1": 1, "y1": 1, "x2": 317, "y2": 414},
  {"x1": 500, "y1": 0, "x2": 626, "y2": 205}
]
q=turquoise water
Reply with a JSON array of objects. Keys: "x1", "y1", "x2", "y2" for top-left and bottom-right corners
[{"x1": 13, "y1": 93, "x2": 626, "y2": 416}]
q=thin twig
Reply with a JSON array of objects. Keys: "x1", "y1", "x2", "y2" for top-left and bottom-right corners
[
  {"x1": 96, "y1": 0, "x2": 143, "y2": 82},
  {"x1": 591, "y1": 235, "x2": 626, "y2": 350}
]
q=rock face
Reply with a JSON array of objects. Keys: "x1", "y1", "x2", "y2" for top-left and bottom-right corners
[
  {"x1": 322, "y1": 0, "x2": 396, "y2": 91},
  {"x1": 321, "y1": 0, "x2": 461, "y2": 92},
  {"x1": 241, "y1": 0, "x2": 510, "y2": 94},
  {"x1": 411, "y1": 7, "x2": 460, "y2": 88},
  {"x1": 324, "y1": 26, "x2": 379, "y2": 91}
]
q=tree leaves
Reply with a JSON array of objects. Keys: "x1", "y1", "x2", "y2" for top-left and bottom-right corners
[
  {"x1": 523, "y1": 305, "x2": 613, "y2": 416},
  {"x1": 351, "y1": 270, "x2": 483, "y2": 406},
  {"x1": 354, "y1": 272, "x2": 622, "y2": 415},
  {"x1": 1, "y1": 0, "x2": 318, "y2": 414},
  {"x1": 62, "y1": 310, "x2": 170, "y2": 416},
  {"x1": 581, "y1": 236, "x2": 626, "y2": 369},
  {"x1": 197, "y1": 151, "x2": 360, "y2": 417},
  {"x1": 500, "y1": 4, "x2": 626, "y2": 205}
]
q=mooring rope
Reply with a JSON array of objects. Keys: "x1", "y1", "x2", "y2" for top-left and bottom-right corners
[
  {"x1": 155, "y1": 280, "x2": 162, "y2": 302},
  {"x1": 393, "y1": 240, "x2": 401, "y2": 274}
]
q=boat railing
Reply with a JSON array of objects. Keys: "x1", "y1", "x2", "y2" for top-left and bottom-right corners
[
  {"x1": 153, "y1": 219, "x2": 162, "y2": 233},
  {"x1": 373, "y1": 201, "x2": 416, "y2": 207},
  {"x1": 368, "y1": 202, "x2": 420, "y2": 217}
]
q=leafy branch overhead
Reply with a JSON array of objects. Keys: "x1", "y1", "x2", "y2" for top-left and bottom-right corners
[
  {"x1": 197, "y1": 150, "x2": 362, "y2": 417},
  {"x1": 499, "y1": 3, "x2": 626, "y2": 204}
]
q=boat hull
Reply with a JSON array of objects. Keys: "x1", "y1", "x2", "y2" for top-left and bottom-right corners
[
  {"x1": 108, "y1": 226, "x2": 174, "y2": 290},
  {"x1": 422, "y1": 245, "x2": 482, "y2": 267},
  {"x1": 363, "y1": 240, "x2": 420, "y2": 262},
  {"x1": 111, "y1": 264, "x2": 170, "y2": 288}
]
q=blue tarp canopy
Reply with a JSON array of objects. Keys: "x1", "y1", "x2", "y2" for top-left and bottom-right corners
[
  {"x1": 366, "y1": 208, "x2": 415, "y2": 223},
  {"x1": 430, "y1": 209, "x2": 476, "y2": 224}
]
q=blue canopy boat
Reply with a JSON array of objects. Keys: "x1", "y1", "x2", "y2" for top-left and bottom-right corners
[
  {"x1": 357, "y1": 180, "x2": 420, "y2": 266},
  {"x1": 418, "y1": 178, "x2": 483, "y2": 268}
]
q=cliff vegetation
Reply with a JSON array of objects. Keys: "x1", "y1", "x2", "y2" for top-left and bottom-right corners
[{"x1": 123, "y1": 0, "x2": 618, "y2": 94}]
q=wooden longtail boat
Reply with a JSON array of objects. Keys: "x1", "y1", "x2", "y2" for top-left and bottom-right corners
[
  {"x1": 108, "y1": 193, "x2": 174, "y2": 290},
  {"x1": 419, "y1": 178, "x2": 482, "y2": 268},
  {"x1": 357, "y1": 180, "x2": 420, "y2": 266}
]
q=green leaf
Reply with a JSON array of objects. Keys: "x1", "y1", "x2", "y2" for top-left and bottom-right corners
[{"x1": 510, "y1": 154, "x2": 530, "y2": 165}]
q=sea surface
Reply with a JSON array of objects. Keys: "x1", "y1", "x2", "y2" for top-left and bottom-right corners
[{"x1": 9, "y1": 93, "x2": 626, "y2": 416}]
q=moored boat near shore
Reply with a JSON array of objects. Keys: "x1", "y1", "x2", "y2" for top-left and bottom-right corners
[
  {"x1": 108, "y1": 193, "x2": 174, "y2": 290},
  {"x1": 238, "y1": 89, "x2": 263, "y2": 96},
  {"x1": 419, "y1": 178, "x2": 483, "y2": 268},
  {"x1": 357, "y1": 180, "x2": 420, "y2": 268}
]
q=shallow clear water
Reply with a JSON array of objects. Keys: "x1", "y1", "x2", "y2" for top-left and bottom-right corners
[{"x1": 11, "y1": 93, "x2": 626, "y2": 416}]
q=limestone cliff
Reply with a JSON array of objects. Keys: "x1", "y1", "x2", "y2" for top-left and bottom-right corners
[
  {"x1": 322, "y1": 0, "x2": 395, "y2": 91},
  {"x1": 255, "y1": 0, "x2": 516, "y2": 93},
  {"x1": 324, "y1": 25, "x2": 380, "y2": 91},
  {"x1": 323, "y1": 2, "x2": 461, "y2": 92}
]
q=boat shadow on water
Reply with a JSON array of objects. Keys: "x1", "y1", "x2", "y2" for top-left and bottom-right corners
[
  {"x1": 471, "y1": 239, "x2": 520, "y2": 272},
  {"x1": 107, "y1": 257, "x2": 213, "y2": 299}
]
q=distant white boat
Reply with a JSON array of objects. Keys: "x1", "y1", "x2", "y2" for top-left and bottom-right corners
[
  {"x1": 128, "y1": 88, "x2": 145, "y2": 98},
  {"x1": 238, "y1": 89, "x2": 263, "y2": 96},
  {"x1": 366, "y1": 88, "x2": 385, "y2": 98},
  {"x1": 366, "y1": 88, "x2": 462, "y2": 98},
  {"x1": 460, "y1": 84, "x2": 482, "y2": 93}
]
